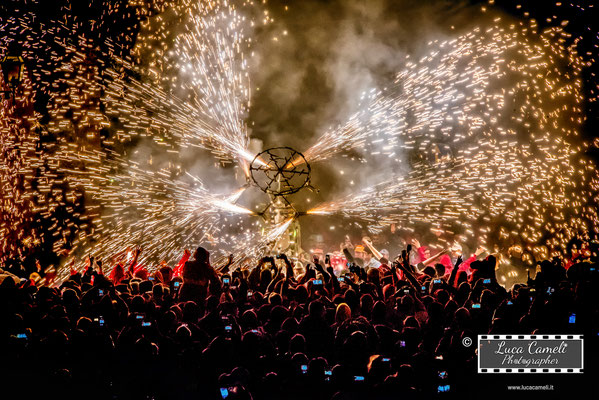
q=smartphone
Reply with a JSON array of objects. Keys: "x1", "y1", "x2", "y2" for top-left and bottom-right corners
[
  {"x1": 325, "y1": 254, "x2": 331, "y2": 264},
  {"x1": 547, "y1": 287, "x2": 554, "y2": 295},
  {"x1": 438, "y1": 370, "x2": 448, "y2": 379},
  {"x1": 569, "y1": 313, "x2": 576, "y2": 324},
  {"x1": 220, "y1": 387, "x2": 229, "y2": 399},
  {"x1": 224, "y1": 325, "x2": 232, "y2": 332},
  {"x1": 247, "y1": 290, "x2": 253, "y2": 297},
  {"x1": 437, "y1": 384, "x2": 451, "y2": 393},
  {"x1": 141, "y1": 321, "x2": 151, "y2": 327},
  {"x1": 339, "y1": 276, "x2": 345, "y2": 282},
  {"x1": 381, "y1": 357, "x2": 391, "y2": 362},
  {"x1": 313, "y1": 279, "x2": 323, "y2": 285},
  {"x1": 353, "y1": 376, "x2": 365, "y2": 382},
  {"x1": 15, "y1": 333, "x2": 28, "y2": 340},
  {"x1": 400, "y1": 340, "x2": 406, "y2": 348},
  {"x1": 483, "y1": 279, "x2": 491, "y2": 284},
  {"x1": 507, "y1": 300, "x2": 513, "y2": 306},
  {"x1": 324, "y1": 369, "x2": 332, "y2": 381},
  {"x1": 223, "y1": 277, "x2": 230, "y2": 285},
  {"x1": 135, "y1": 313, "x2": 144, "y2": 320},
  {"x1": 98, "y1": 289, "x2": 104, "y2": 296},
  {"x1": 173, "y1": 281, "x2": 180, "y2": 289},
  {"x1": 433, "y1": 278, "x2": 442, "y2": 284},
  {"x1": 301, "y1": 364, "x2": 308, "y2": 374},
  {"x1": 421, "y1": 285, "x2": 427, "y2": 293},
  {"x1": 402, "y1": 288, "x2": 410, "y2": 295},
  {"x1": 472, "y1": 303, "x2": 481, "y2": 309},
  {"x1": 148, "y1": 276, "x2": 154, "y2": 281}
]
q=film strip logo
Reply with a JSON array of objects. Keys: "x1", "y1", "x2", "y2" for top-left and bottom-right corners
[{"x1": 478, "y1": 335, "x2": 584, "y2": 374}]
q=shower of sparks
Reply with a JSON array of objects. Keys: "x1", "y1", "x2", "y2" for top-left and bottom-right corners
[
  {"x1": 102, "y1": 0, "x2": 257, "y2": 170},
  {"x1": 305, "y1": 20, "x2": 599, "y2": 253},
  {"x1": 1, "y1": 0, "x2": 599, "y2": 277},
  {"x1": 50, "y1": 147, "x2": 256, "y2": 282},
  {"x1": 0, "y1": 0, "x2": 275, "y2": 276},
  {"x1": 224, "y1": 216, "x2": 295, "y2": 268}
]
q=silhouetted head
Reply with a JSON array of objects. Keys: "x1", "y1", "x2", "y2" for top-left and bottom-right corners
[{"x1": 194, "y1": 247, "x2": 210, "y2": 263}]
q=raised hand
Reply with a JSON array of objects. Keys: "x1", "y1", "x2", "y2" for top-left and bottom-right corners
[{"x1": 475, "y1": 246, "x2": 486, "y2": 257}]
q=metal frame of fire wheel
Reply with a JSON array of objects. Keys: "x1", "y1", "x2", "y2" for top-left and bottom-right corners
[{"x1": 249, "y1": 146, "x2": 311, "y2": 218}]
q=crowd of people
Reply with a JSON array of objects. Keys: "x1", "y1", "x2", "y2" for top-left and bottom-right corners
[{"x1": 1, "y1": 237, "x2": 597, "y2": 399}]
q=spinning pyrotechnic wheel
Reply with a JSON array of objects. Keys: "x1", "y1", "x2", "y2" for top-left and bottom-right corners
[{"x1": 250, "y1": 147, "x2": 311, "y2": 196}]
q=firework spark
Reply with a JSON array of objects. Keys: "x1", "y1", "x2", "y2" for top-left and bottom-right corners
[{"x1": 304, "y1": 20, "x2": 598, "y2": 251}]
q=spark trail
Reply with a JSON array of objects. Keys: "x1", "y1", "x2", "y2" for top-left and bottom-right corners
[{"x1": 305, "y1": 20, "x2": 598, "y2": 252}]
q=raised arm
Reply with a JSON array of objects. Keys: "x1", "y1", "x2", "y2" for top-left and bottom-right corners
[
  {"x1": 362, "y1": 237, "x2": 384, "y2": 261},
  {"x1": 449, "y1": 255, "x2": 462, "y2": 287},
  {"x1": 420, "y1": 249, "x2": 447, "y2": 266},
  {"x1": 396, "y1": 249, "x2": 420, "y2": 290}
]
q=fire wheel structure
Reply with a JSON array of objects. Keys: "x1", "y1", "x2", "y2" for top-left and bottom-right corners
[{"x1": 249, "y1": 147, "x2": 311, "y2": 196}]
